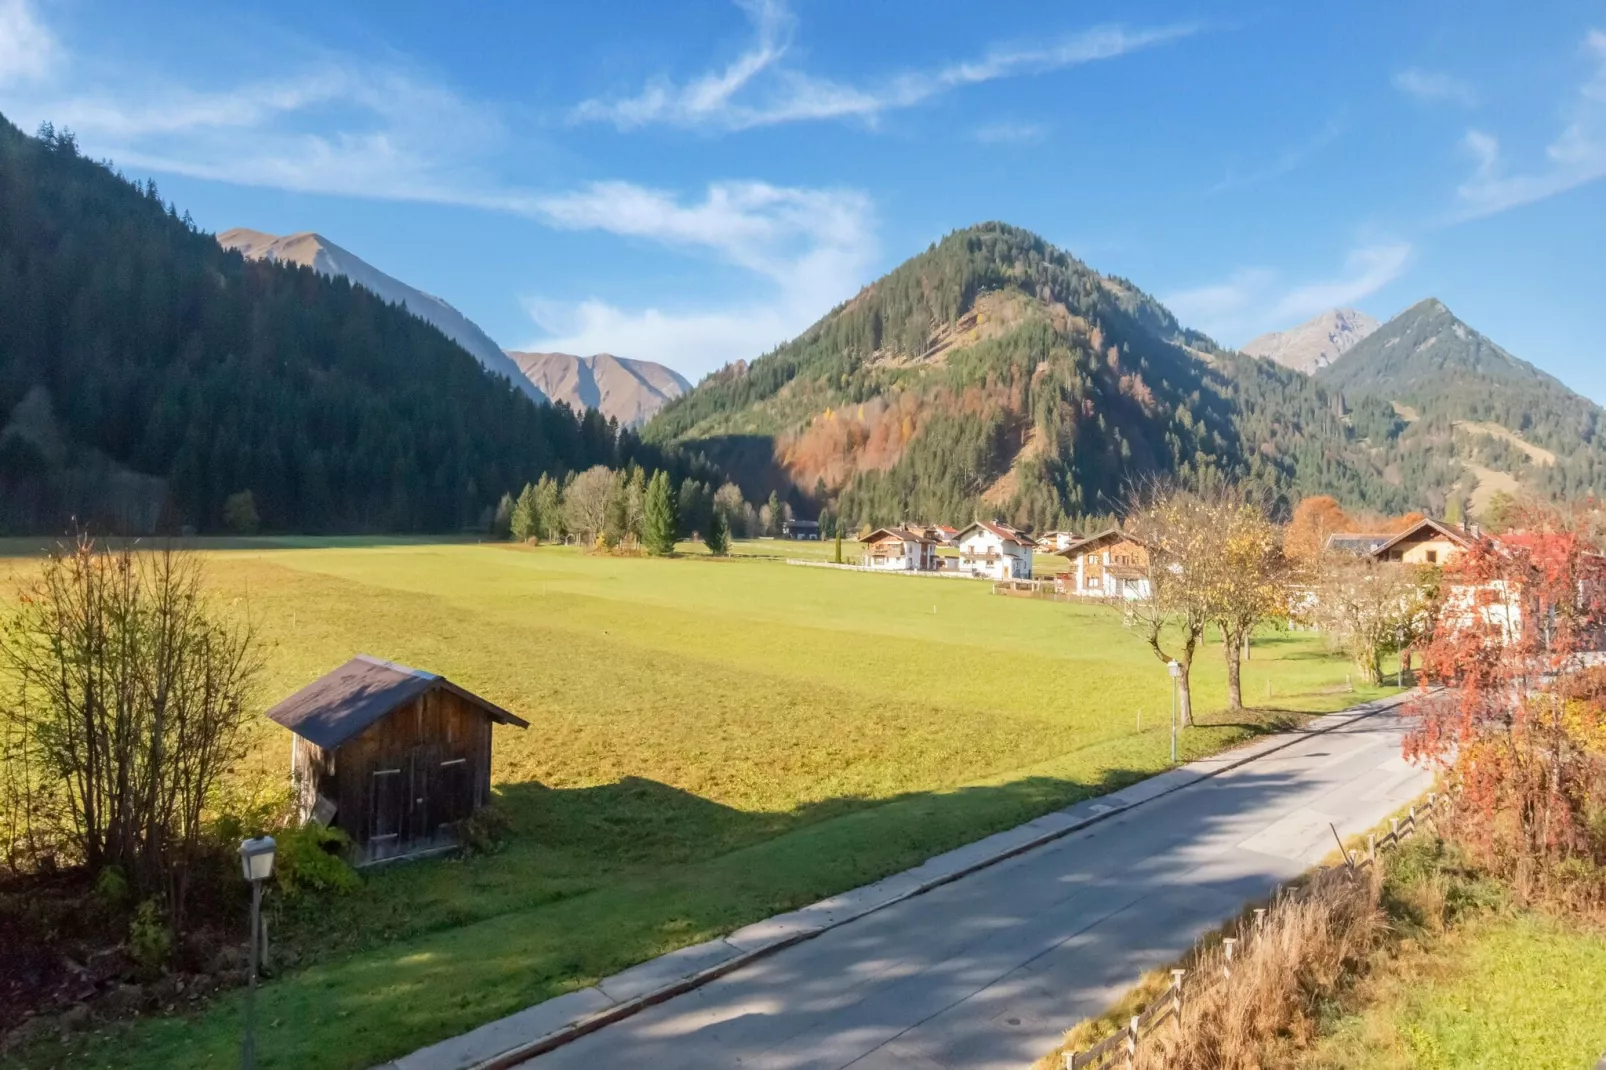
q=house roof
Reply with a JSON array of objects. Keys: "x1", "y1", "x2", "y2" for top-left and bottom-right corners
[
  {"x1": 954, "y1": 520, "x2": 1033, "y2": 547},
  {"x1": 860, "y1": 526, "x2": 934, "y2": 544},
  {"x1": 1325, "y1": 532, "x2": 1392, "y2": 556},
  {"x1": 1369, "y1": 518, "x2": 1476, "y2": 561},
  {"x1": 264, "y1": 654, "x2": 528, "y2": 750},
  {"x1": 1057, "y1": 527, "x2": 1147, "y2": 557}
]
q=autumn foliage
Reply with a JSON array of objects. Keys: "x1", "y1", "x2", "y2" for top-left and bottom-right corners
[{"x1": 1406, "y1": 504, "x2": 1606, "y2": 901}]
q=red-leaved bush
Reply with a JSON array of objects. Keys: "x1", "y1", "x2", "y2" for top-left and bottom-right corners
[{"x1": 1405, "y1": 505, "x2": 1606, "y2": 901}]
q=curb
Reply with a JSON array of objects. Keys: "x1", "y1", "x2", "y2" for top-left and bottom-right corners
[{"x1": 385, "y1": 691, "x2": 1416, "y2": 1070}]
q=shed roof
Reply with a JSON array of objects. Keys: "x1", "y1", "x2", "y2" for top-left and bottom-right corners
[{"x1": 264, "y1": 654, "x2": 528, "y2": 750}]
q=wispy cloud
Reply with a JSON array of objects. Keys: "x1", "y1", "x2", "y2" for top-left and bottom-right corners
[
  {"x1": 1454, "y1": 29, "x2": 1606, "y2": 218},
  {"x1": 0, "y1": 0, "x2": 58, "y2": 87},
  {"x1": 1393, "y1": 68, "x2": 1477, "y2": 107},
  {"x1": 1164, "y1": 242, "x2": 1411, "y2": 343},
  {"x1": 573, "y1": 0, "x2": 1195, "y2": 132},
  {"x1": 972, "y1": 119, "x2": 1048, "y2": 145},
  {"x1": 517, "y1": 180, "x2": 877, "y2": 377},
  {"x1": 1207, "y1": 119, "x2": 1343, "y2": 195}
]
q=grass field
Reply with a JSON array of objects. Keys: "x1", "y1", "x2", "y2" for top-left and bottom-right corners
[
  {"x1": 1300, "y1": 913, "x2": 1606, "y2": 1069},
  {"x1": 0, "y1": 538, "x2": 1400, "y2": 1070}
]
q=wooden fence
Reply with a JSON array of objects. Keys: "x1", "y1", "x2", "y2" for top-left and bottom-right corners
[{"x1": 1062, "y1": 791, "x2": 1450, "y2": 1069}]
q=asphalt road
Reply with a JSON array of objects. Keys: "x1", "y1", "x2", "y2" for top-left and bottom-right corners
[{"x1": 519, "y1": 705, "x2": 1430, "y2": 1070}]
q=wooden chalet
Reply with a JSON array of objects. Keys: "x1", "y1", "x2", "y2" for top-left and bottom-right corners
[
  {"x1": 859, "y1": 527, "x2": 940, "y2": 571},
  {"x1": 1368, "y1": 517, "x2": 1475, "y2": 567},
  {"x1": 1058, "y1": 528, "x2": 1152, "y2": 599},
  {"x1": 265, "y1": 655, "x2": 529, "y2": 865}
]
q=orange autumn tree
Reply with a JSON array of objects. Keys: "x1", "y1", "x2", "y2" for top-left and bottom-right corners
[
  {"x1": 1406, "y1": 504, "x2": 1606, "y2": 898},
  {"x1": 1283, "y1": 496, "x2": 1353, "y2": 564}
]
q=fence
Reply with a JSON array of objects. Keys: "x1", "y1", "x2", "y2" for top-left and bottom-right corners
[{"x1": 1062, "y1": 791, "x2": 1450, "y2": 1070}]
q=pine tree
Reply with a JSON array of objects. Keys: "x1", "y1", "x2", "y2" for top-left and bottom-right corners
[
  {"x1": 643, "y1": 471, "x2": 678, "y2": 556},
  {"x1": 834, "y1": 526, "x2": 844, "y2": 564},
  {"x1": 534, "y1": 475, "x2": 562, "y2": 541},
  {"x1": 765, "y1": 490, "x2": 783, "y2": 536},
  {"x1": 510, "y1": 483, "x2": 538, "y2": 542},
  {"x1": 705, "y1": 506, "x2": 730, "y2": 556}
]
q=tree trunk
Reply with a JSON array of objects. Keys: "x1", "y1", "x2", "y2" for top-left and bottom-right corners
[
  {"x1": 1177, "y1": 670, "x2": 1195, "y2": 727},
  {"x1": 1224, "y1": 629, "x2": 1244, "y2": 713}
]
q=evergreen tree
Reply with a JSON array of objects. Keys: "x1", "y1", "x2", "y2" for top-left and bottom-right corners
[
  {"x1": 765, "y1": 490, "x2": 783, "y2": 536},
  {"x1": 534, "y1": 474, "x2": 562, "y2": 541},
  {"x1": 833, "y1": 526, "x2": 843, "y2": 564},
  {"x1": 643, "y1": 471, "x2": 678, "y2": 555},
  {"x1": 705, "y1": 506, "x2": 730, "y2": 556},
  {"x1": 510, "y1": 483, "x2": 538, "y2": 541},
  {"x1": 604, "y1": 469, "x2": 630, "y2": 548}
]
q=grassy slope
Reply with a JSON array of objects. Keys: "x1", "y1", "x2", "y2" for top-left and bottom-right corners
[
  {"x1": 1302, "y1": 914, "x2": 1606, "y2": 1069},
  {"x1": 0, "y1": 540, "x2": 1396, "y2": 1070}
]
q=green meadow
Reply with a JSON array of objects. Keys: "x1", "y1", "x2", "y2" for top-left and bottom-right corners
[{"x1": 0, "y1": 538, "x2": 1400, "y2": 1070}]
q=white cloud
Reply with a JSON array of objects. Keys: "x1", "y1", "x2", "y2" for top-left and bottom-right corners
[
  {"x1": 517, "y1": 179, "x2": 878, "y2": 378},
  {"x1": 1206, "y1": 119, "x2": 1343, "y2": 195},
  {"x1": 1164, "y1": 243, "x2": 1411, "y2": 343},
  {"x1": 1393, "y1": 68, "x2": 1477, "y2": 107},
  {"x1": 972, "y1": 120, "x2": 1048, "y2": 145},
  {"x1": 574, "y1": 1, "x2": 1194, "y2": 132},
  {"x1": 1455, "y1": 30, "x2": 1606, "y2": 218},
  {"x1": 0, "y1": 0, "x2": 58, "y2": 87}
]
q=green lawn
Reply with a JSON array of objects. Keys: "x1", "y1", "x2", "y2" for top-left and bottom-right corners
[
  {"x1": 1302, "y1": 914, "x2": 1606, "y2": 1069},
  {"x1": 0, "y1": 539, "x2": 1398, "y2": 1070}
]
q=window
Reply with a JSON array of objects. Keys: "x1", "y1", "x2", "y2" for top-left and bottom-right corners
[{"x1": 1426, "y1": 549, "x2": 1438, "y2": 564}]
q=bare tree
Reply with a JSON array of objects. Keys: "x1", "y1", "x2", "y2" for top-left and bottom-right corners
[
  {"x1": 1213, "y1": 499, "x2": 1288, "y2": 711},
  {"x1": 1309, "y1": 554, "x2": 1437, "y2": 685},
  {"x1": 1127, "y1": 491, "x2": 1225, "y2": 727},
  {"x1": 0, "y1": 537, "x2": 259, "y2": 926},
  {"x1": 563, "y1": 465, "x2": 614, "y2": 547}
]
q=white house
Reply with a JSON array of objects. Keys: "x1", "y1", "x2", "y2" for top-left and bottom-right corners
[
  {"x1": 1036, "y1": 530, "x2": 1081, "y2": 552},
  {"x1": 859, "y1": 527, "x2": 939, "y2": 571},
  {"x1": 952, "y1": 520, "x2": 1035, "y2": 580}
]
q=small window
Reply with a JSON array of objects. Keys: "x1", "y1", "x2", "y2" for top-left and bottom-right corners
[{"x1": 1426, "y1": 549, "x2": 1438, "y2": 564}]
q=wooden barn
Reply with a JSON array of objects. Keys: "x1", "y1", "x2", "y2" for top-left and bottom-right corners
[{"x1": 265, "y1": 655, "x2": 529, "y2": 865}]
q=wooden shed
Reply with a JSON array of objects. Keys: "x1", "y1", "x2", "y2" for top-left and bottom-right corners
[{"x1": 265, "y1": 655, "x2": 529, "y2": 865}]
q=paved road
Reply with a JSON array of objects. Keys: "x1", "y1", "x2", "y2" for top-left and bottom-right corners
[{"x1": 520, "y1": 706, "x2": 1430, "y2": 1070}]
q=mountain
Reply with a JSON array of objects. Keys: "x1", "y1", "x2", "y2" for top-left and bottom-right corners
[
  {"x1": 508, "y1": 351, "x2": 691, "y2": 428},
  {"x1": 1241, "y1": 308, "x2": 1379, "y2": 373},
  {"x1": 0, "y1": 114, "x2": 629, "y2": 534},
  {"x1": 644, "y1": 222, "x2": 1439, "y2": 529},
  {"x1": 1313, "y1": 298, "x2": 1606, "y2": 508},
  {"x1": 217, "y1": 227, "x2": 543, "y2": 402}
]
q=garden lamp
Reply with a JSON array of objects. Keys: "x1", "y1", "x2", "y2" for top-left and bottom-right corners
[
  {"x1": 238, "y1": 835, "x2": 275, "y2": 1070},
  {"x1": 1168, "y1": 660, "x2": 1182, "y2": 765}
]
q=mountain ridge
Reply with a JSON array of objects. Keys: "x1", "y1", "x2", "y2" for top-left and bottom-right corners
[
  {"x1": 1242, "y1": 308, "x2": 1379, "y2": 373},
  {"x1": 507, "y1": 351, "x2": 690, "y2": 429},
  {"x1": 217, "y1": 227, "x2": 543, "y2": 402}
]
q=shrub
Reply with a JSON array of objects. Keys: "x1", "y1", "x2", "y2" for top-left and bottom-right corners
[
  {"x1": 272, "y1": 824, "x2": 360, "y2": 898},
  {"x1": 454, "y1": 805, "x2": 513, "y2": 858},
  {"x1": 129, "y1": 899, "x2": 172, "y2": 968}
]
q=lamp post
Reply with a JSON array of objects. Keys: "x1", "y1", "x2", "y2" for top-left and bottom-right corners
[
  {"x1": 1168, "y1": 659, "x2": 1182, "y2": 764},
  {"x1": 239, "y1": 835, "x2": 276, "y2": 1070}
]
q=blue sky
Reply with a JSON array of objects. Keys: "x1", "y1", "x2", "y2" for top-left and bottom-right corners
[{"x1": 1, "y1": 0, "x2": 1603, "y2": 401}]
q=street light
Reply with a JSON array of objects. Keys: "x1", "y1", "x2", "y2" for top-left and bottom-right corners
[
  {"x1": 1168, "y1": 659, "x2": 1182, "y2": 765},
  {"x1": 238, "y1": 835, "x2": 276, "y2": 1070}
]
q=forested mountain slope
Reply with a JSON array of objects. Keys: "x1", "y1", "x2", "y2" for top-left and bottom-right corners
[
  {"x1": 218, "y1": 227, "x2": 543, "y2": 402},
  {"x1": 1315, "y1": 298, "x2": 1606, "y2": 506},
  {"x1": 644, "y1": 223, "x2": 1435, "y2": 529},
  {"x1": 0, "y1": 115, "x2": 623, "y2": 534}
]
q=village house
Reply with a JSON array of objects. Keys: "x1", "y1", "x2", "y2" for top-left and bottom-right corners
[
  {"x1": 952, "y1": 520, "x2": 1035, "y2": 580},
  {"x1": 1036, "y1": 530, "x2": 1081, "y2": 552},
  {"x1": 1368, "y1": 517, "x2": 1476, "y2": 567},
  {"x1": 859, "y1": 526, "x2": 940, "y2": 571},
  {"x1": 1058, "y1": 528, "x2": 1152, "y2": 600},
  {"x1": 266, "y1": 655, "x2": 529, "y2": 865},
  {"x1": 1324, "y1": 532, "x2": 1393, "y2": 557},
  {"x1": 781, "y1": 517, "x2": 820, "y2": 540}
]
